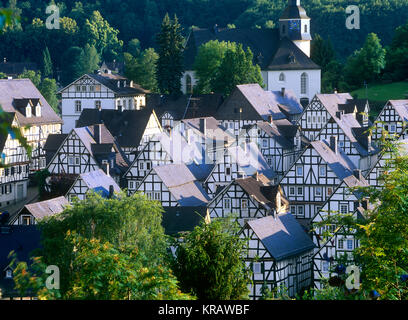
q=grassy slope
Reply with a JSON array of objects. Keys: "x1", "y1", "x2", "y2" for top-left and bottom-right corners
[{"x1": 351, "y1": 82, "x2": 408, "y2": 118}]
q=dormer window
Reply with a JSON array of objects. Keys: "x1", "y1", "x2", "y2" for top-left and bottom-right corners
[
  {"x1": 36, "y1": 104, "x2": 42, "y2": 117},
  {"x1": 26, "y1": 105, "x2": 32, "y2": 118},
  {"x1": 5, "y1": 269, "x2": 12, "y2": 279}
]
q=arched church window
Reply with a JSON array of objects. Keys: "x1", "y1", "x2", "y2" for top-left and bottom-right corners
[
  {"x1": 301, "y1": 73, "x2": 308, "y2": 95},
  {"x1": 279, "y1": 73, "x2": 285, "y2": 82},
  {"x1": 186, "y1": 75, "x2": 192, "y2": 94}
]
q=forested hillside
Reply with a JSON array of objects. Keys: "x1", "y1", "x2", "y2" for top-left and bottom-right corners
[{"x1": 1, "y1": 0, "x2": 408, "y2": 60}]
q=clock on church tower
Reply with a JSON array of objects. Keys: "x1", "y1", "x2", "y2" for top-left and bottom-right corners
[{"x1": 279, "y1": 0, "x2": 312, "y2": 57}]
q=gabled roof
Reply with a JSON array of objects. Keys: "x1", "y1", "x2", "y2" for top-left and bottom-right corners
[
  {"x1": 315, "y1": 93, "x2": 353, "y2": 116},
  {"x1": 0, "y1": 79, "x2": 62, "y2": 126},
  {"x1": 76, "y1": 108, "x2": 160, "y2": 149},
  {"x1": 247, "y1": 213, "x2": 315, "y2": 261},
  {"x1": 87, "y1": 73, "x2": 148, "y2": 95},
  {"x1": 311, "y1": 140, "x2": 356, "y2": 181},
  {"x1": 18, "y1": 196, "x2": 69, "y2": 221},
  {"x1": 280, "y1": 1, "x2": 310, "y2": 20},
  {"x1": 153, "y1": 163, "x2": 211, "y2": 206},
  {"x1": 387, "y1": 100, "x2": 408, "y2": 122},
  {"x1": 226, "y1": 142, "x2": 276, "y2": 180},
  {"x1": 74, "y1": 169, "x2": 121, "y2": 198},
  {"x1": 147, "y1": 94, "x2": 224, "y2": 121},
  {"x1": 256, "y1": 120, "x2": 298, "y2": 149},
  {"x1": 43, "y1": 134, "x2": 69, "y2": 152},
  {"x1": 183, "y1": 27, "x2": 319, "y2": 71}
]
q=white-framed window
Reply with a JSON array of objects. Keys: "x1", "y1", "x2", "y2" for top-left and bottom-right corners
[
  {"x1": 75, "y1": 85, "x2": 81, "y2": 92},
  {"x1": 225, "y1": 166, "x2": 231, "y2": 176},
  {"x1": 322, "y1": 116, "x2": 326, "y2": 123},
  {"x1": 75, "y1": 100, "x2": 82, "y2": 113},
  {"x1": 319, "y1": 165, "x2": 326, "y2": 176},
  {"x1": 262, "y1": 139, "x2": 268, "y2": 148},
  {"x1": 390, "y1": 124, "x2": 396, "y2": 133},
  {"x1": 95, "y1": 100, "x2": 101, "y2": 109},
  {"x1": 301, "y1": 73, "x2": 308, "y2": 95},
  {"x1": 347, "y1": 239, "x2": 353, "y2": 250},
  {"x1": 315, "y1": 186, "x2": 322, "y2": 196},
  {"x1": 296, "y1": 165, "x2": 303, "y2": 176},
  {"x1": 289, "y1": 187, "x2": 295, "y2": 196},
  {"x1": 290, "y1": 205, "x2": 296, "y2": 215},
  {"x1": 327, "y1": 187, "x2": 333, "y2": 196},
  {"x1": 339, "y1": 141, "x2": 345, "y2": 148},
  {"x1": 154, "y1": 192, "x2": 161, "y2": 200},
  {"x1": 297, "y1": 187, "x2": 303, "y2": 196},
  {"x1": 340, "y1": 204, "x2": 348, "y2": 214},
  {"x1": 145, "y1": 192, "x2": 153, "y2": 200},
  {"x1": 139, "y1": 162, "x2": 144, "y2": 170},
  {"x1": 297, "y1": 205, "x2": 304, "y2": 216},
  {"x1": 26, "y1": 106, "x2": 32, "y2": 118},
  {"x1": 146, "y1": 162, "x2": 151, "y2": 170},
  {"x1": 82, "y1": 85, "x2": 87, "y2": 92},
  {"x1": 241, "y1": 199, "x2": 248, "y2": 210},
  {"x1": 322, "y1": 261, "x2": 329, "y2": 272},
  {"x1": 253, "y1": 262, "x2": 262, "y2": 274},
  {"x1": 279, "y1": 73, "x2": 285, "y2": 82},
  {"x1": 22, "y1": 215, "x2": 31, "y2": 225},
  {"x1": 223, "y1": 198, "x2": 231, "y2": 210},
  {"x1": 36, "y1": 105, "x2": 42, "y2": 117},
  {"x1": 5, "y1": 269, "x2": 13, "y2": 279},
  {"x1": 338, "y1": 239, "x2": 344, "y2": 249},
  {"x1": 68, "y1": 157, "x2": 74, "y2": 165},
  {"x1": 75, "y1": 157, "x2": 80, "y2": 165},
  {"x1": 129, "y1": 181, "x2": 135, "y2": 190},
  {"x1": 90, "y1": 85, "x2": 95, "y2": 92}
]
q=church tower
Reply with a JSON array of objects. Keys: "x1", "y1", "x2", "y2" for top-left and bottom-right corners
[{"x1": 279, "y1": 0, "x2": 312, "y2": 57}]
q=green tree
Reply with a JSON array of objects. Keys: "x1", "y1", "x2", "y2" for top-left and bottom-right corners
[
  {"x1": 211, "y1": 43, "x2": 264, "y2": 95},
  {"x1": 80, "y1": 44, "x2": 100, "y2": 74},
  {"x1": 42, "y1": 46, "x2": 53, "y2": 78},
  {"x1": 39, "y1": 78, "x2": 59, "y2": 114},
  {"x1": 345, "y1": 33, "x2": 386, "y2": 88},
  {"x1": 124, "y1": 48, "x2": 158, "y2": 92},
  {"x1": 385, "y1": 20, "x2": 408, "y2": 81},
  {"x1": 61, "y1": 46, "x2": 85, "y2": 85},
  {"x1": 18, "y1": 69, "x2": 41, "y2": 87},
  {"x1": 13, "y1": 192, "x2": 192, "y2": 299},
  {"x1": 193, "y1": 40, "x2": 236, "y2": 94},
  {"x1": 311, "y1": 34, "x2": 335, "y2": 73},
  {"x1": 172, "y1": 217, "x2": 251, "y2": 300},
  {"x1": 156, "y1": 13, "x2": 184, "y2": 96}
]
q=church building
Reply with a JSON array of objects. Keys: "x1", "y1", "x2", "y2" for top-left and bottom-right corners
[{"x1": 182, "y1": 0, "x2": 321, "y2": 104}]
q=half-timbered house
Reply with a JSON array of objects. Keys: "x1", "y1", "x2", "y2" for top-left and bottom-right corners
[
  {"x1": 137, "y1": 163, "x2": 211, "y2": 207},
  {"x1": 311, "y1": 172, "x2": 369, "y2": 289},
  {"x1": 207, "y1": 175, "x2": 288, "y2": 227},
  {"x1": 215, "y1": 84, "x2": 303, "y2": 137},
  {"x1": 204, "y1": 142, "x2": 276, "y2": 198},
  {"x1": 279, "y1": 137, "x2": 357, "y2": 224},
  {"x1": 240, "y1": 120, "x2": 303, "y2": 178},
  {"x1": 240, "y1": 213, "x2": 315, "y2": 299},
  {"x1": 0, "y1": 79, "x2": 62, "y2": 172},
  {"x1": 76, "y1": 107, "x2": 162, "y2": 163},
  {"x1": 0, "y1": 114, "x2": 30, "y2": 209},
  {"x1": 373, "y1": 100, "x2": 408, "y2": 140},
  {"x1": 46, "y1": 124, "x2": 129, "y2": 184},
  {"x1": 59, "y1": 73, "x2": 148, "y2": 133},
  {"x1": 66, "y1": 169, "x2": 121, "y2": 203},
  {"x1": 316, "y1": 111, "x2": 378, "y2": 174},
  {"x1": 9, "y1": 196, "x2": 69, "y2": 225},
  {"x1": 298, "y1": 93, "x2": 369, "y2": 141}
]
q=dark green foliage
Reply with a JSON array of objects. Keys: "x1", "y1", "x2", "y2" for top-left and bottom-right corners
[
  {"x1": 156, "y1": 13, "x2": 184, "y2": 96},
  {"x1": 172, "y1": 217, "x2": 251, "y2": 300},
  {"x1": 385, "y1": 20, "x2": 408, "y2": 81},
  {"x1": 42, "y1": 46, "x2": 53, "y2": 78}
]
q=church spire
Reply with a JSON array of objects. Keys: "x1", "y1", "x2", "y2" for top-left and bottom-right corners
[{"x1": 279, "y1": 0, "x2": 312, "y2": 57}]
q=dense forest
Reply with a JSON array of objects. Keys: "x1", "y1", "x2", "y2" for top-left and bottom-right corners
[{"x1": 1, "y1": 0, "x2": 408, "y2": 61}]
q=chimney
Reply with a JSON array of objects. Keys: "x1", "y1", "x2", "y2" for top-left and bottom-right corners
[
  {"x1": 336, "y1": 111, "x2": 342, "y2": 119},
  {"x1": 94, "y1": 124, "x2": 102, "y2": 144},
  {"x1": 268, "y1": 115, "x2": 273, "y2": 124},
  {"x1": 334, "y1": 88, "x2": 338, "y2": 94},
  {"x1": 108, "y1": 185, "x2": 115, "y2": 199},
  {"x1": 199, "y1": 118, "x2": 206, "y2": 136},
  {"x1": 353, "y1": 169, "x2": 362, "y2": 181},
  {"x1": 281, "y1": 87, "x2": 285, "y2": 97},
  {"x1": 330, "y1": 136, "x2": 338, "y2": 154}
]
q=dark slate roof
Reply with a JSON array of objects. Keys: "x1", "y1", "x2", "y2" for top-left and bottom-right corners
[
  {"x1": 154, "y1": 164, "x2": 211, "y2": 206},
  {"x1": 235, "y1": 177, "x2": 289, "y2": 210},
  {"x1": 388, "y1": 100, "x2": 408, "y2": 122},
  {"x1": 162, "y1": 206, "x2": 207, "y2": 235},
  {"x1": 267, "y1": 37, "x2": 319, "y2": 70},
  {"x1": 0, "y1": 62, "x2": 38, "y2": 76},
  {"x1": 76, "y1": 169, "x2": 121, "y2": 198},
  {"x1": 256, "y1": 120, "x2": 298, "y2": 149},
  {"x1": 76, "y1": 108, "x2": 158, "y2": 149},
  {"x1": 247, "y1": 213, "x2": 315, "y2": 261},
  {"x1": 0, "y1": 79, "x2": 62, "y2": 126},
  {"x1": 17, "y1": 196, "x2": 69, "y2": 222},
  {"x1": 43, "y1": 134, "x2": 68, "y2": 152},
  {"x1": 0, "y1": 226, "x2": 42, "y2": 297},
  {"x1": 147, "y1": 94, "x2": 224, "y2": 121},
  {"x1": 87, "y1": 73, "x2": 148, "y2": 95},
  {"x1": 280, "y1": 2, "x2": 310, "y2": 19}
]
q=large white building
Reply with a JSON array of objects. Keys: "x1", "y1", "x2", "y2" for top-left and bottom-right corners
[
  {"x1": 181, "y1": 0, "x2": 321, "y2": 104},
  {"x1": 59, "y1": 72, "x2": 148, "y2": 133}
]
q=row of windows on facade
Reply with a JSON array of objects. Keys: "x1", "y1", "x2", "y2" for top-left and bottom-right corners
[
  {"x1": 294, "y1": 164, "x2": 328, "y2": 177},
  {"x1": 321, "y1": 240, "x2": 355, "y2": 272},
  {"x1": 0, "y1": 165, "x2": 29, "y2": 177},
  {"x1": 307, "y1": 115, "x2": 327, "y2": 125},
  {"x1": 288, "y1": 185, "x2": 335, "y2": 197},
  {"x1": 278, "y1": 73, "x2": 309, "y2": 95},
  {"x1": 0, "y1": 183, "x2": 13, "y2": 195},
  {"x1": 74, "y1": 98, "x2": 142, "y2": 113},
  {"x1": 75, "y1": 85, "x2": 101, "y2": 92}
]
